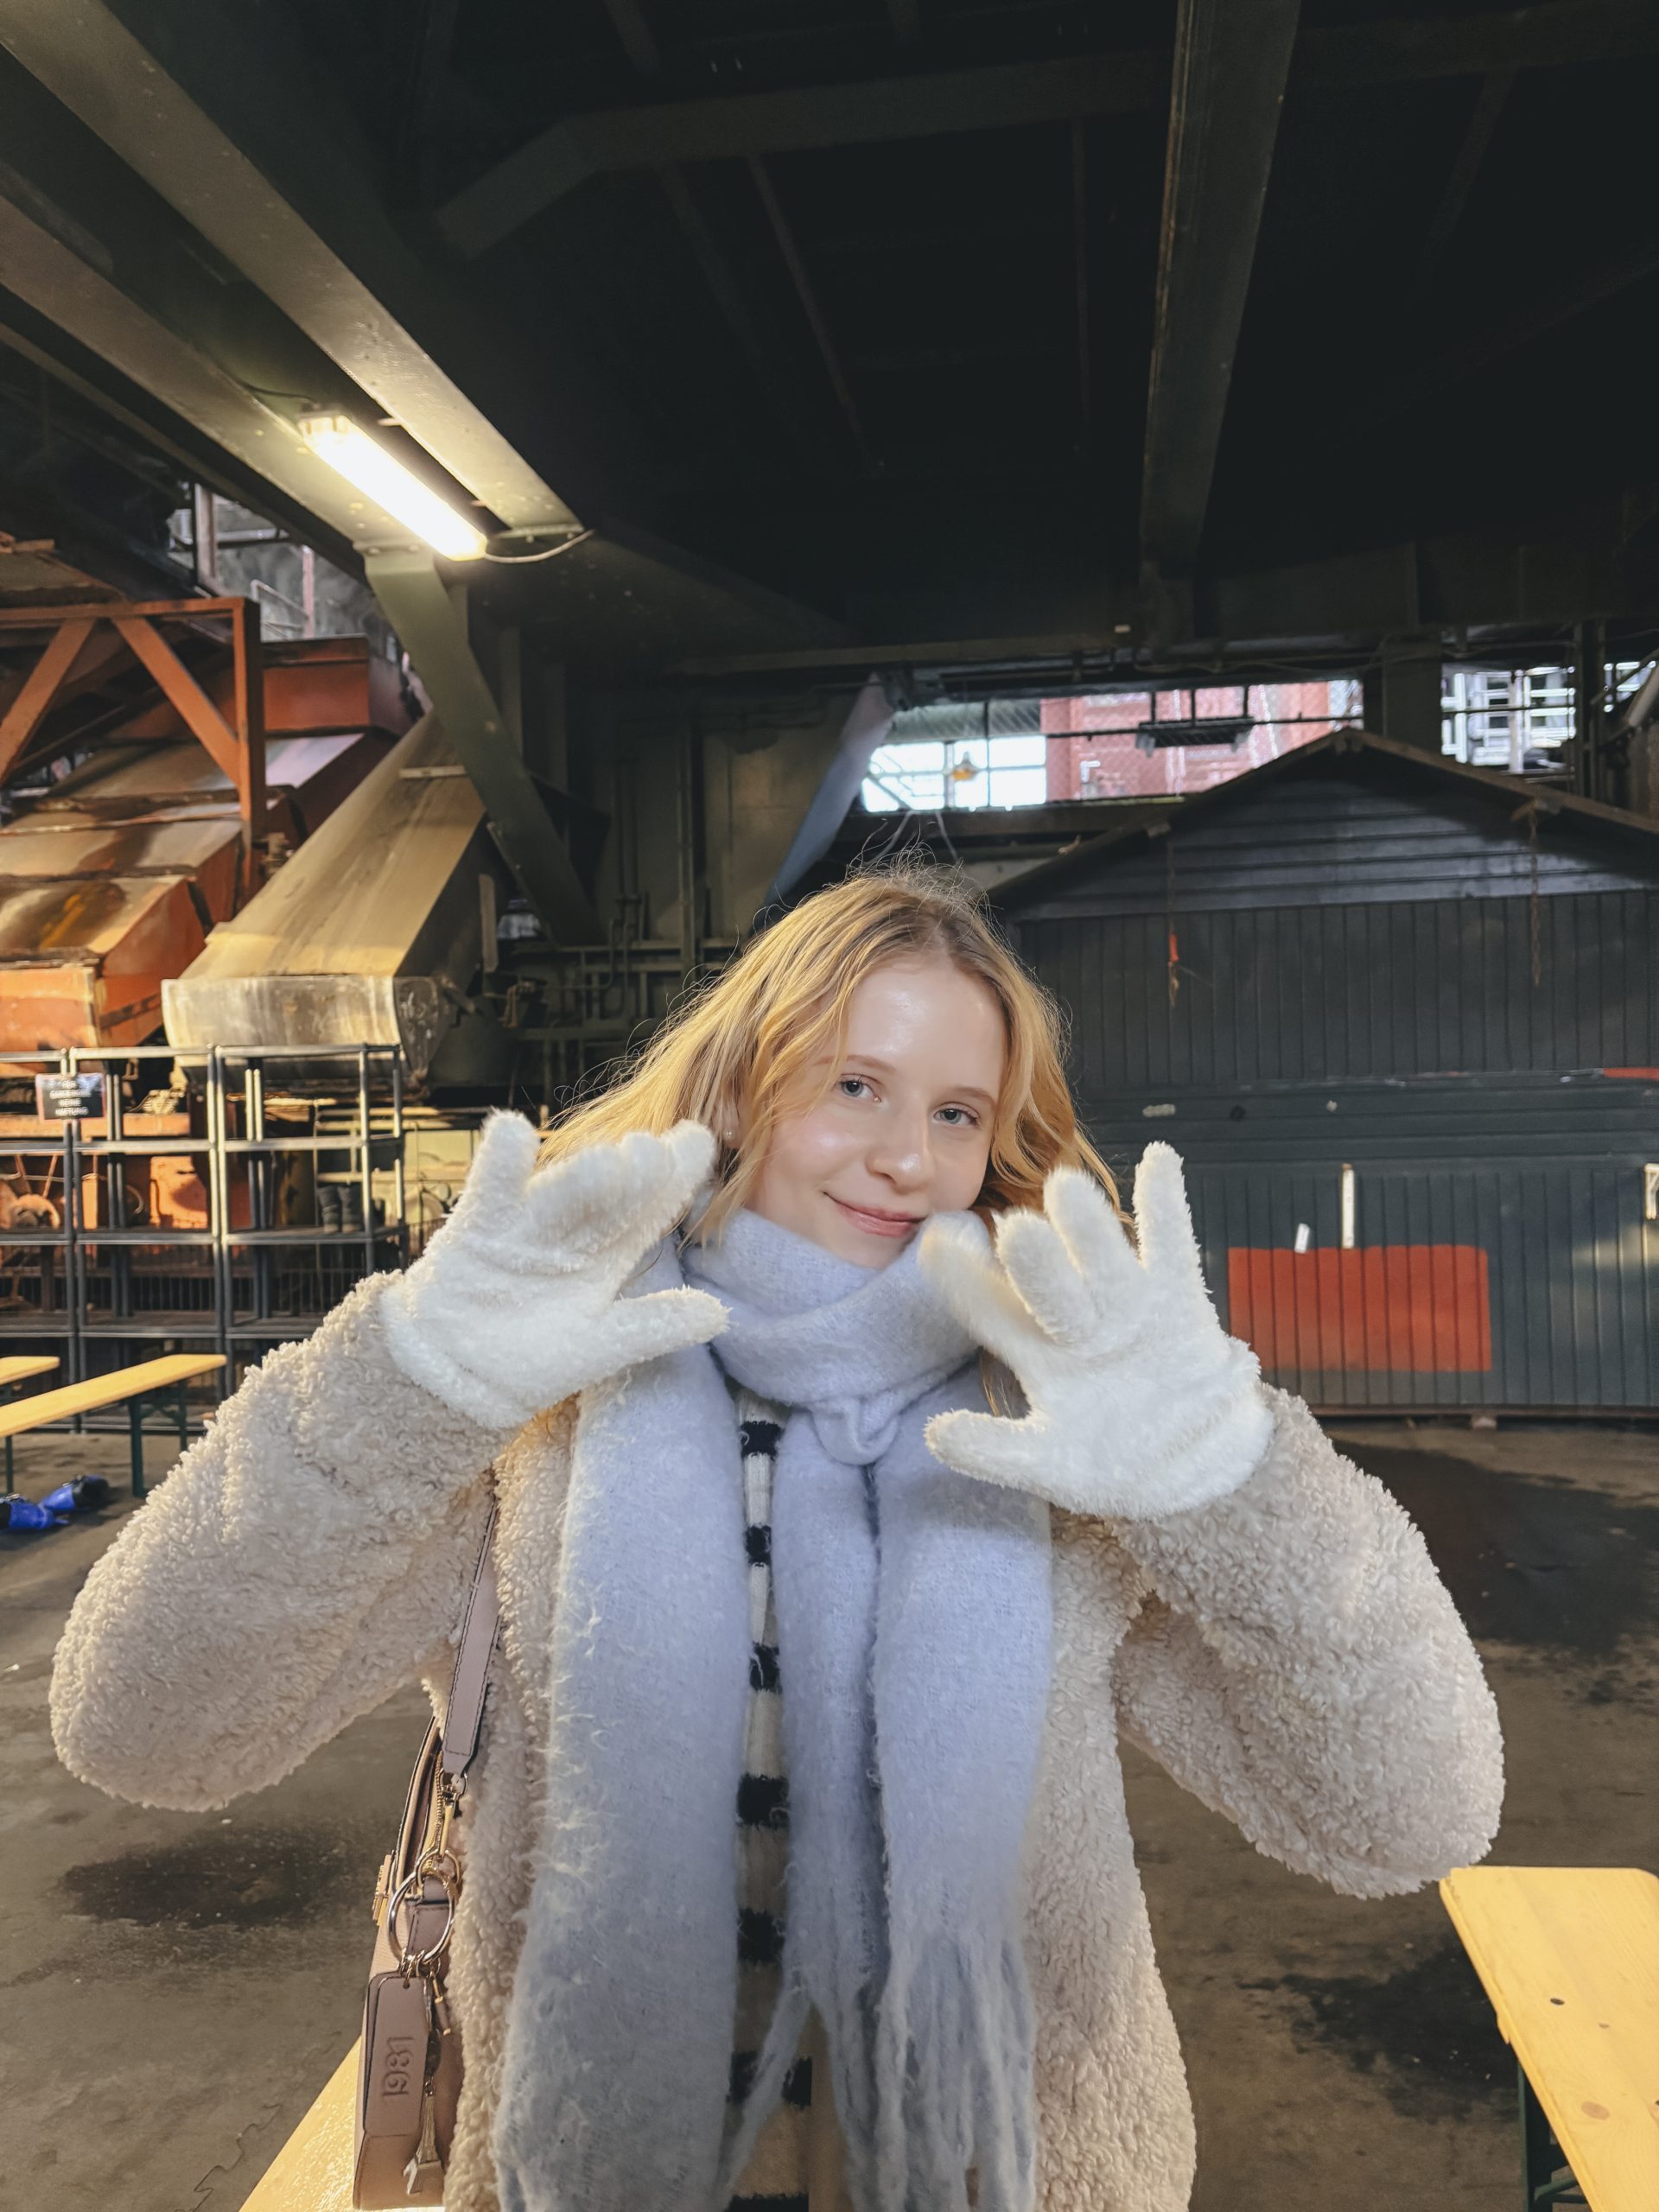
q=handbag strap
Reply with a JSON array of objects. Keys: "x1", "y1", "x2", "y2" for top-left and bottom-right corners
[{"x1": 438, "y1": 1496, "x2": 499, "y2": 1796}]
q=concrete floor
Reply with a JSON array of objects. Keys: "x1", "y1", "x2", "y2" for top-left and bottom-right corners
[{"x1": 2, "y1": 1418, "x2": 1655, "y2": 2211}]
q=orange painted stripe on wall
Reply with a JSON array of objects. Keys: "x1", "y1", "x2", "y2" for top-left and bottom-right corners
[{"x1": 1227, "y1": 1245, "x2": 1493, "y2": 1374}]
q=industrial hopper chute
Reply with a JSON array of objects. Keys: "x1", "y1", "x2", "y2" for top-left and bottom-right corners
[{"x1": 162, "y1": 713, "x2": 509, "y2": 1082}]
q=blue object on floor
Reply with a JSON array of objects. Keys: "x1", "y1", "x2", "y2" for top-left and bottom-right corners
[
  {"x1": 3, "y1": 1495, "x2": 64, "y2": 1531},
  {"x1": 37, "y1": 1475, "x2": 111, "y2": 1516}
]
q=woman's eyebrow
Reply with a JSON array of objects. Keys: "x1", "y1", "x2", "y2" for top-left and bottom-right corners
[{"x1": 843, "y1": 1054, "x2": 996, "y2": 1107}]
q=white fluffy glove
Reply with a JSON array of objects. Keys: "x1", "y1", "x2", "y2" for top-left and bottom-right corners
[
  {"x1": 918, "y1": 1143, "x2": 1273, "y2": 1518},
  {"x1": 379, "y1": 1112, "x2": 728, "y2": 1430}
]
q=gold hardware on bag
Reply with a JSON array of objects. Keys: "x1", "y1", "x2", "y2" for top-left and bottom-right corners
[{"x1": 431, "y1": 1776, "x2": 461, "y2": 1862}]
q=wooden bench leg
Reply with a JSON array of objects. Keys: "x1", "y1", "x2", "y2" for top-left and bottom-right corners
[
  {"x1": 126, "y1": 1382, "x2": 192, "y2": 1500},
  {"x1": 1519, "y1": 2064, "x2": 1586, "y2": 2208}
]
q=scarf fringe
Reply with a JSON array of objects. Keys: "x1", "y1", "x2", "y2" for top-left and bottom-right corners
[
  {"x1": 710, "y1": 1929, "x2": 1039, "y2": 2212},
  {"x1": 874, "y1": 1929, "x2": 1039, "y2": 2212}
]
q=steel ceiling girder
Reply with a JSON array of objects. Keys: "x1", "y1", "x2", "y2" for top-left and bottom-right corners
[
  {"x1": 436, "y1": 0, "x2": 1659, "y2": 257},
  {"x1": 364, "y1": 548, "x2": 600, "y2": 945},
  {"x1": 0, "y1": 0, "x2": 577, "y2": 532},
  {"x1": 0, "y1": 215, "x2": 388, "y2": 555},
  {"x1": 440, "y1": 49, "x2": 1171, "y2": 258},
  {"x1": 1139, "y1": 0, "x2": 1302, "y2": 583}
]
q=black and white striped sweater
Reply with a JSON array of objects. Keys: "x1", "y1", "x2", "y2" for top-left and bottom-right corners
[{"x1": 722, "y1": 1393, "x2": 814, "y2": 2212}]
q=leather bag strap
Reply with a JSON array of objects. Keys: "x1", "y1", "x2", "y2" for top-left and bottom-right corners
[{"x1": 438, "y1": 1496, "x2": 499, "y2": 1794}]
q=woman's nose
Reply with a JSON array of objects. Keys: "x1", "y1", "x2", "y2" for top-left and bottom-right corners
[{"x1": 868, "y1": 1111, "x2": 931, "y2": 1188}]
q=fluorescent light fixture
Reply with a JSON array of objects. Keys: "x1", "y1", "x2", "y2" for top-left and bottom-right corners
[{"x1": 296, "y1": 412, "x2": 487, "y2": 560}]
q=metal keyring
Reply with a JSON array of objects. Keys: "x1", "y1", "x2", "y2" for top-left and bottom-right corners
[{"x1": 389, "y1": 1849, "x2": 461, "y2": 1979}]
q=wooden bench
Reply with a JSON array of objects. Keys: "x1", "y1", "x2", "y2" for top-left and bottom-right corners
[
  {"x1": 0, "y1": 1351, "x2": 226, "y2": 1497},
  {"x1": 155, "y1": 1866, "x2": 1659, "y2": 2212},
  {"x1": 1440, "y1": 1865, "x2": 1659, "y2": 2212},
  {"x1": 242, "y1": 2040, "x2": 359, "y2": 2212},
  {"x1": 0, "y1": 1353, "x2": 59, "y2": 1492}
]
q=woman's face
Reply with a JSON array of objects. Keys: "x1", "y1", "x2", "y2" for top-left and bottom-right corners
[{"x1": 745, "y1": 955, "x2": 1007, "y2": 1268}]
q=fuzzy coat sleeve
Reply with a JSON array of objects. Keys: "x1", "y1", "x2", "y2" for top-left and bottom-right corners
[
  {"x1": 1108, "y1": 1387, "x2": 1504, "y2": 1897},
  {"x1": 50, "y1": 1271, "x2": 520, "y2": 1813}
]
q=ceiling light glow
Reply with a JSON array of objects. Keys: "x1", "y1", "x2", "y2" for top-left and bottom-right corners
[{"x1": 297, "y1": 412, "x2": 487, "y2": 560}]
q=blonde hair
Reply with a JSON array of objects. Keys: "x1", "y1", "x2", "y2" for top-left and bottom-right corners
[{"x1": 537, "y1": 856, "x2": 1121, "y2": 1239}]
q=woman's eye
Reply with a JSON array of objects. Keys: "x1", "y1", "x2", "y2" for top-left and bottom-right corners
[
  {"x1": 937, "y1": 1106, "x2": 979, "y2": 1128},
  {"x1": 837, "y1": 1077, "x2": 871, "y2": 1100}
]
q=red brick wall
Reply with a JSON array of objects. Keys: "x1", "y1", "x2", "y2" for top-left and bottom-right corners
[{"x1": 1042, "y1": 682, "x2": 1353, "y2": 801}]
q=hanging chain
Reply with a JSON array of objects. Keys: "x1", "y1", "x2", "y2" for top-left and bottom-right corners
[
  {"x1": 1527, "y1": 805, "x2": 1542, "y2": 990},
  {"x1": 1509, "y1": 798, "x2": 1545, "y2": 990}
]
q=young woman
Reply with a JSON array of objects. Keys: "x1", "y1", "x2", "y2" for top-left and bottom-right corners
[{"x1": 51, "y1": 864, "x2": 1503, "y2": 2212}]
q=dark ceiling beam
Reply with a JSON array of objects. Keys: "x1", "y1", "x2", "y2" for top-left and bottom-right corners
[
  {"x1": 592, "y1": 1, "x2": 844, "y2": 475},
  {"x1": 849, "y1": 340, "x2": 1054, "y2": 375},
  {"x1": 1139, "y1": 0, "x2": 1301, "y2": 582},
  {"x1": 1374, "y1": 238, "x2": 1659, "y2": 424},
  {"x1": 591, "y1": 0, "x2": 824, "y2": 467},
  {"x1": 0, "y1": 0, "x2": 577, "y2": 529},
  {"x1": 439, "y1": 49, "x2": 1170, "y2": 256},
  {"x1": 1295, "y1": 0, "x2": 1657, "y2": 89},
  {"x1": 668, "y1": 489, "x2": 1659, "y2": 679},
  {"x1": 1071, "y1": 118, "x2": 1090, "y2": 446},
  {"x1": 388, "y1": 0, "x2": 461, "y2": 207},
  {"x1": 811, "y1": 218, "x2": 1047, "y2": 258},
  {"x1": 1410, "y1": 67, "x2": 1516, "y2": 296},
  {"x1": 597, "y1": 516, "x2": 849, "y2": 649},
  {"x1": 437, "y1": 0, "x2": 1659, "y2": 257},
  {"x1": 657, "y1": 167, "x2": 818, "y2": 461},
  {"x1": 601, "y1": 0, "x2": 662, "y2": 76},
  {"x1": 746, "y1": 157, "x2": 869, "y2": 467}
]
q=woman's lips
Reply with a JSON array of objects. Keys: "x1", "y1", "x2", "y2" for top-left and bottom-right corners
[{"x1": 830, "y1": 1195, "x2": 923, "y2": 1239}]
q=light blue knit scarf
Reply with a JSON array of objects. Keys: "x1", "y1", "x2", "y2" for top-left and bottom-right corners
[{"x1": 492, "y1": 1204, "x2": 1054, "y2": 2212}]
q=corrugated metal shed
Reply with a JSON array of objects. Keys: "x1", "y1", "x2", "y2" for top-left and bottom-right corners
[{"x1": 998, "y1": 734, "x2": 1659, "y2": 1413}]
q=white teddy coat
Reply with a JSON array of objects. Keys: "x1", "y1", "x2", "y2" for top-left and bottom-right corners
[{"x1": 50, "y1": 1273, "x2": 1505, "y2": 2212}]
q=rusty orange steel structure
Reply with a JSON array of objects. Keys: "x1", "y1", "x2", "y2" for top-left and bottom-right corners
[
  {"x1": 0, "y1": 597, "x2": 267, "y2": 894},
  {"x1": 0, "y1": 603, "x2": 403, "y2": 1053}
]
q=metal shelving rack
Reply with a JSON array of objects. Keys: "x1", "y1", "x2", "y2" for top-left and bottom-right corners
[
  {"x1": 74, "y1": 1043, "x2": 219, "y2": 1370},
  {"x1": 0, "y1": 1042, "x2": 412, "y2": 1426},
  {"x1": 215, "y1": 1044, "x2": 408, "y2": 1381},
  {"x1": 0, "y1": 1047, "x2": 80, "y2": 1374}
]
